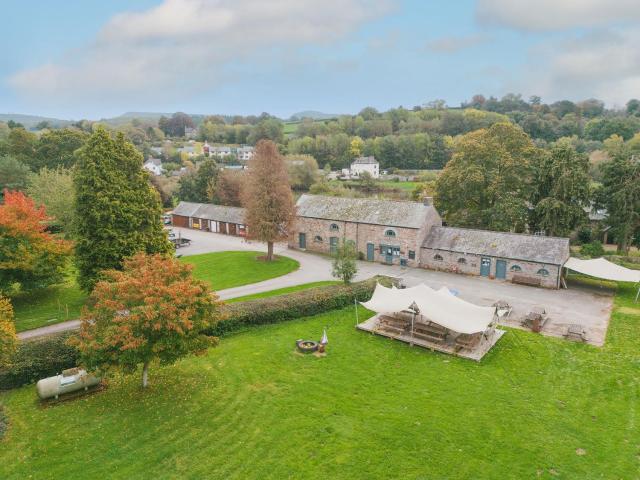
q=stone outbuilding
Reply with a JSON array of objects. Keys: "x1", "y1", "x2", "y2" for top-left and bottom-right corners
[
  {"x1": 171, "y1": 201, "x2": 247, "y2": 236},
  {"x1": 420, "y1": 226, "x2": 570, "y2": 288},
  {"x1": 289, "y1": 194, "x2": 441, "y2": 267}
]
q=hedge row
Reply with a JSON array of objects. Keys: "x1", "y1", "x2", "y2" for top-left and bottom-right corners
[{"x1": 0, "y1": 277, "x2": 391, "y2": 390}]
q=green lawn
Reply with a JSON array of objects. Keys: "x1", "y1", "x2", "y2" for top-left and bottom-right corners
[
  {"x1": 180, "y1": 251, "x2": 299, "y2": 291},
  {"x1": 12, "y1": 279, "x2": 87, "y2": 333},
  {"x1": 379, "y1": 180, "x2": 420, "y2": 191},
  {"x1": 226, "y1": 281, "x2": 340, "y2": 303},
  {"x1": 1, "y1": 284, "x2": 639, "y2": 478},
  {"x1": 12, "y1": 251, "x2": 299, "y2": 332}
]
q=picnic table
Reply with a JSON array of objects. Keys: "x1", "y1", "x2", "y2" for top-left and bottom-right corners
[
  {"x1": 522, "y1": 306, "x2": 549, "y2": 333},
  {"x1": 565, "y1": 324, "x2": 587, "y2": 342}
]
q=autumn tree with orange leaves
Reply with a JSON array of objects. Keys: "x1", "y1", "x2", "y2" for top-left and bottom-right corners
[
  {"x1": 243, "y1": 140, "x2": 295, "y2": 261},
  {"x1": 0, "y1": 295, "x2": 17, "y2": 367},
  {"x1": 0, "y1": 189, "x2": 72, "y2": 294},
  {"x1": 71, "y1": 253, "x2": 223, "y2": 388}
]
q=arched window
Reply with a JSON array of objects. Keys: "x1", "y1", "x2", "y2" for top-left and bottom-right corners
[
  {"x1": 434, "y1": 254, "x2": 443, "y2": 261},
  {"x1": 314, "y1": 235, "x2": 323, "y2": 243},
  {"x1": 457, "y1": 257, "x2": 467, "y2": 264},
  {"x1": 329, "y1": 223, "x2": 339, "y2": 232},
  {"x1": 510, "y1": 265, "x2": 522, "y2": 272},
  {"x1": 384, "y1": 229, "x2": 396, "y2": 237},
  {"x1": 537, "y1": 268, "x2": 550, "y2": 277}
]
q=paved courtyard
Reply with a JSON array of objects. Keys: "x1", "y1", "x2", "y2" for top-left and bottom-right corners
[{"x1": 173, "y1": 227, "x2": 614, "y2": 346}]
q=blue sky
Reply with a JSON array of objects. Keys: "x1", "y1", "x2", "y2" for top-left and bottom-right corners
[{"x1": 3, "y1": 0, "x2": 640, "y2": 119}]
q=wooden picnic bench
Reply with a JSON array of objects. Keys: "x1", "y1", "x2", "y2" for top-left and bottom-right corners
[
  {"x1": 565, "y1": 324, "x2": 586, "y2": 342},
  {"x1": 512, "y1": 274, "x2": 542, "y2": 287}
]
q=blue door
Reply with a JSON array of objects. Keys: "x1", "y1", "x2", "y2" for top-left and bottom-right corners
[
  {"x1": 480, "y1": 257, "x2": 491, "y2": 277},
  {"x1": 298, "y1": 233, "x2": 306, "y2": 249},
  {"x1": 367, "y1": 243, "x2": 374, "y2": 261},
  {"x1": 329, "y1": 237, "x2": 338, "y2": 255},
  {"x1": 496, "y1": 259, "x2": 507, "y2": 279}
]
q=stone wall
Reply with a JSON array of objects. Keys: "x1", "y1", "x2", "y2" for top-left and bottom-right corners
[
  {"x1": 288, "y1": 217, "x2": 424, "y2": 267},
  {"x1": 419, "y1": 248, "x2": 561, "y2": 288}
]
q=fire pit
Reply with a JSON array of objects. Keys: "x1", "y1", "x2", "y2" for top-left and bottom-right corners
[{"x1": 296, "y1": 339, "x2": 318, "y2": 353}]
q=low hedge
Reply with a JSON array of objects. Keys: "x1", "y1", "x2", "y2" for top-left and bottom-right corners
[{"x1": 0, "y1": 277, "x2": 391, "y2": 390}]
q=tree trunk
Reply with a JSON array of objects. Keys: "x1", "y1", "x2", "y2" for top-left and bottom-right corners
[
  {"x1": 267, "y1": 241, "x2": 274, "y2": 261},
  {"x1": 142, "y1": 361, "x2": 149, "y2": 388}
]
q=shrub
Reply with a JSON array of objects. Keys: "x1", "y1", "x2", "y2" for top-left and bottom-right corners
[
  {"x1": 576, "y1": 226, "x2": 593, "y2": 244},
  {"x1": 0, "y1": 277, "x2": 392, "y2": 389},
  {"x1": 0, "y1": 331, "x2": 78, "y2": 389},
  {"x1": 580, "y1": 241, "x2": 605, "y2": 258}
]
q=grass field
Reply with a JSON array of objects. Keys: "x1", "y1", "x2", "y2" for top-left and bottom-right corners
[
  {"x1": 12, "y1": 251, "x2": 300, "y2": 332},
  {"x1": 12, "y1": 279, "x2": 86, "y2": 333},
  {"x1": 226, "y1": 281, "x2": 340, "y2": 303},
  {"x1": 180, "y1": 250, "x2": 299, "y2": 291},
  {"x1": 1, "y1": 283, "x2": 638, "y2": 479}
]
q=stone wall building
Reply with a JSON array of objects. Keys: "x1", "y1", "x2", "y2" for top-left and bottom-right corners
[
  {"x1": 289, "y1": 194, "x2": 441, "y2": 268},
  {"x1": 420, "y1": 227, "x2": 570, "y2": 289},
  {"x1": 171, "y1": 201, "x2": 247, "y2": 236}
]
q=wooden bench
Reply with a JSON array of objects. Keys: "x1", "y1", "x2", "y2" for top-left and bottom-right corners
[
  {"x1": 512, "y1": 274, "x2": 541, "y2": 287},
  {"x1": 455, "y1": 333, "x2": 481, "y2": 350},
  {"x1": 565, "y1": 324, "x2": 586, "y2": 342},
  {"x1": 413, "y1": 322, "x2": 447, "y2": 343}
]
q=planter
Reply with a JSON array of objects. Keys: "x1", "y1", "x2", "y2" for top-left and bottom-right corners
[{"x1": 296, "y1": 339, "x2": 318, "y2": 353}]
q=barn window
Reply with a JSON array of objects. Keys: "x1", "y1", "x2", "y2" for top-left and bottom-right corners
[
  {"x1": 434, "y1": 254, "x2": 443, "y2": 261},
  {"x1": 537, "y1": 268, "x2": 550, "y2": 277},
  {"x1": 457, "y1": 257, "x2": 467, "y2": 264},
  {"x1": 510, "y1": 265, "x2": 522, "y2": 272},
  {"x1": 329, "y1": 223, "x2": 339, "y2": 232},
  {"x1": 408, "y1": 250, "x2": 415, "y2": 260},
  {"x1": 314, "y1": 235, "x2": 323, "y2": 243},
  {"x1": 384, "y1": 229, "x2": 397, "y2": 237}
]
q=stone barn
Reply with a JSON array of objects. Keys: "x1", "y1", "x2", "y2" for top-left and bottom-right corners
[
  {"x1": 420, "y1": 227, "x2": 570, "y2": 289},
  {"x1": 171, "y1": 201, "x2": 247, "y2": 236},
  {"x1": 289, "y1": 194, "x2": 441, "y2": 267}
]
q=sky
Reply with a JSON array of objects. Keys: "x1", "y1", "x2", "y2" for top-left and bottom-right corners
[{"x1": 3, "y1": 0, "x2": 640, "y2": 120}]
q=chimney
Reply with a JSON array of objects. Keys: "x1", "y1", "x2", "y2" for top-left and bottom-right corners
[{"x1": 422, "y1": 196, "x2": 433, "y2": 206}]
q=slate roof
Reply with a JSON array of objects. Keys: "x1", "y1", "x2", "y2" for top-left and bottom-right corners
[
  {"x1": 172, "y1": 201, "x2": 246, "y2": 224},
  {"x1": 351, "y1": 156, "x2": 378, "y2": 165},
  {"x1": 145, "y1": 157, "x2": 162, "y2": 166},
  {"x1": 421, "y1": 226, "x2": 570, "y2": 265},
  {"x1": 296, "y1": 194, "x2": 440, "y2": 229}
]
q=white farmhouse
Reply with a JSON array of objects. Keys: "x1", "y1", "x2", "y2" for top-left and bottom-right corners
[
  {"x1": 350, "y1": 156, "x2": 379, "y2": 178},
  {"x1": 143, "y1": 158, "x2": 165, "y2": 176},
  {"x1": 236, "y1": 146, "x2": 254, "y2": 162}
]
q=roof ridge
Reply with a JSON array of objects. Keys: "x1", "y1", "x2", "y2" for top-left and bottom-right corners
[{"x1": 433, "y1": 225, "x2": 569, "y2": 242}]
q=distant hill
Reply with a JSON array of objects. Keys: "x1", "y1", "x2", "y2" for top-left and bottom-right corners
[
  {"x1": 0, "y1": 113, "x2": 72, "y2": 129},
  {"x1": 288, "y1": 111, "x2": 339, "y2": 121}
]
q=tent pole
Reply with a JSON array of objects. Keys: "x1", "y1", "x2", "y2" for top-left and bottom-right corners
[
  {"x1": 410, "y1": 310, "x2": 415, "y2": 347},
  {"x1": 354, "y1": 297, "x2": 359, "y2": 326},
  {"x1": 635, "y1": 284, "x2": 640, "y2": 303}
]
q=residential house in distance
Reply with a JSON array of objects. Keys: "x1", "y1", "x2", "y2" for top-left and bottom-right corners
[
  {"x1": 202, "y1": 143, "x2": 254, "y2": 162},
  {"x1": 184, "y1": 127, "x2": 198, "y2": 139},
  {"x1": 236, "y1": 146, "x2": 255, "y2": 162},
  {"x1": 350, "y1": 156, "x2": 380, "y2": 178},
  {"x1": 143, "y1": 158, "x2": 164, "y2": 176}
]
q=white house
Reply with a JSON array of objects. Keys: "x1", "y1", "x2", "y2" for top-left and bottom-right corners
[
  {"x1": 143, "y1": 158, "x2": 164, "y2": 176},
  {"x1": 350, "y1": 156, "x2": 380, "y2": 178},
  {"x1": 236, "y1": 146, "x2": 254, "y2": 162}
]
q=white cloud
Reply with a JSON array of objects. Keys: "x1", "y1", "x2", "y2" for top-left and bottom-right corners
[
  {"x1": 9, "y1": 0, "x2": 391, "y2": 105},
  {"x1": 425, "y1": 34, "x2": 490, "y2": 53},
  {"x1": 477, "y1": 0, "x2": 640, "y2": 31},
  {"x1": 518, "y1": 29, "x2": 640, "y2": 105}
]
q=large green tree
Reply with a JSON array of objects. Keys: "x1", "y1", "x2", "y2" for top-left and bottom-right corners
[
  {"x1": 74, "y1": 128, "x2": 173, "y2": 290},
  {"x1": 0, "y1": 156, "x2": 30, "y2": 195},
  {"x1": 435, "y1": 122, "x2": 540, "y2": 232},
  {"x1": 531, "y1": 139, "x2": 590, "y2": 236},
  {"x1": 601, "y1": 139, "x2": 640, "y2": 253},
  {"x1": 27, "y1": 167, "x2": 76, "y2": 236},
  {"x1": 33, "y1": 128, "x2": 87, "y2": 170},
  {"x1": 177, "y1": 159, "x2": 218, "y2": 202}
]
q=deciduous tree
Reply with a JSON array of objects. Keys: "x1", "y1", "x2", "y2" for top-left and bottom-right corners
[
  {"x1": 435, "y1": 123, "x2": 540, "y2": 232},
  {"x1": 332, "y1": 239, "x2": 358, "y2": 284},
  {"x1": 27, "y1": 167, "x2": 76, "y2": 236},
  {"x1": 0, "y1": 190, "x2": 72, "y2": 294},
  {"x1": 243, "y1": 140, "x2": 295, "y2": 261},
  {"x1": 71, "y1": 253, "x2": 222, "y2": 388},
  {"x1": 74, "y1": 128, "x2": 172, "y2": 290},
  {"x1": 0, "y1": 156, "x2": 30, "y2": 195},
  {"x1": 177, "y1": 159, "x2": 218, "y2": 202},
  {"x1": 214, "y1": 169, "x2": 245, "y2": 206}
]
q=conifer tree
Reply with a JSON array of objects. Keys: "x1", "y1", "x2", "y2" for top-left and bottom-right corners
[
  {"x1": 243, "y1": 140, "x2": 295, "y2": 261},
  {"x1": 74, "y1": 128, "x2": 172, "y2": 290}
]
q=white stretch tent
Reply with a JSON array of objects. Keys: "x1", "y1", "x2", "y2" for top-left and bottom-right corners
[
  {"x1": 565, "y1": 257, "x2": 640, "y2": 301},
  {"x1": 361, "y1": 283, "x2": 495, "y2": 335}
]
